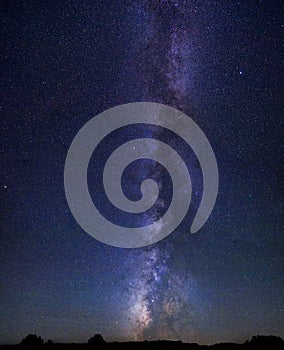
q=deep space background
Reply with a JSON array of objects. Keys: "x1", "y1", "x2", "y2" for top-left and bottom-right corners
[{"x1": 1, "y1": 0, "x2": 283, "y2": 345}]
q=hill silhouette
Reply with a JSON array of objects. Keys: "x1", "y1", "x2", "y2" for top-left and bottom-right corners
[{"x1": 0, "y1": 334, "x2": 283, "y2": 350}]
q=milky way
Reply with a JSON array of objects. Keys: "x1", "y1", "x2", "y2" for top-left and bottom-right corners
[
  {"x1": 1, "y1": 0, "x2": 283, "y2": 345},
  {"x1": 123, "y1": 244, "x2": 197, "y2": 341},
  {"x1": 122, "y1": 1, "x2": 200, "y2": 341},
  {"x1": 133, "y1": 0, "x2": 195, "y2": 108}
]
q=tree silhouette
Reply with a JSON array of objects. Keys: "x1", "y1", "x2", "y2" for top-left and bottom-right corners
[
  {"x1": 20, "y1": 334, "x2": 43, "y2": 346},
  {"x1": 88, "y1": 333, "x2": 106, "y2": 345}
]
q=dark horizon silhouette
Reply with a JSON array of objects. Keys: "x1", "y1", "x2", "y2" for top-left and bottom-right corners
[
  {"x1": 1, "y1": 1, "x2": 282, "y2": 348},
  {"x1": 0, "y1": 334, "x2": 283, "y2": 349}
]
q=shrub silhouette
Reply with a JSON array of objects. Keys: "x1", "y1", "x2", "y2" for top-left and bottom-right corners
[
  {"x1": 20, "y1": 334, "x2": 43, "y2": 346},
  {"x1": 248, "y1": 335, "x2": 284, "y2": 348},
  {"x1": 88, "y1": 333, "x2": 106, "y2": 345}
]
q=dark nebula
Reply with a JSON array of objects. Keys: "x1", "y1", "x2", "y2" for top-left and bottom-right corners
[{"x1": 1, "y1": 0, "x2": 283, "y2": 345}]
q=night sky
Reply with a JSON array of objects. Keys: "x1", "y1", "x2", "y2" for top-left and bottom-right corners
[{"x1": 1, "y1": 0, "x2": 283, "y2": 345}]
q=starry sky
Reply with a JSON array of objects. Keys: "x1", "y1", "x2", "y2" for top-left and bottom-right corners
[{"x1": 1, "y1": 0, "x2": 283, "y2": 345}]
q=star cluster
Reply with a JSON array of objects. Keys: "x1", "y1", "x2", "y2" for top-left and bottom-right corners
[{"x1": 1, "y1": 0, "x2": 283, "y2": 345}]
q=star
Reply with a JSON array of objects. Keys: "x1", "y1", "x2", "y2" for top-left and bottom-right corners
[{"x1": 1, "y1": 0, "x2": 282, "y2": 346}]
